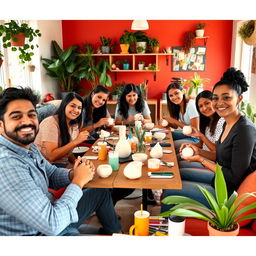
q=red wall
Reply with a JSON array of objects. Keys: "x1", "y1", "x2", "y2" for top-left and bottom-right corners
[{"x1": 62, "y1": 20, "x2": 233, "y2": 99}]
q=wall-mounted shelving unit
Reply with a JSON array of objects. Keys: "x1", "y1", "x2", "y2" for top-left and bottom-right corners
[{"x1": 80, "y1": 53, "x2": 173, "y2": 81}]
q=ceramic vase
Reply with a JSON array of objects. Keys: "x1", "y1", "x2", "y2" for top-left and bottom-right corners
[{"x1": 115, "y1": 125, "x2": 131, "y2": 158}]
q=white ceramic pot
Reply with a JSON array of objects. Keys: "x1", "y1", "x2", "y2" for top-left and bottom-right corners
[
  {"x1": 195, "y1": 29, "x2": 204, "y2": 37},
  {"x1": 97, "y1": 164, "x2": 113, "y2": 178},
  {"x1": 150, "y1": 142, "x2": 163, "y2": 158},
  {"x1": 123, "y1": 161, "x2": 143, "y2": 179}
]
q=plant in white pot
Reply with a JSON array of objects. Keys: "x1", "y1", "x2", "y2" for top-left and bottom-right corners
[
  {"x1": 195, "y1": 23, "x2": 205, "y2": 37},
  {"x1": 138, "y1": 61, "x2": 145, "y2": 70},
  {"x1": 160, "y1": 164, "x2": 256, "y2": 236}
]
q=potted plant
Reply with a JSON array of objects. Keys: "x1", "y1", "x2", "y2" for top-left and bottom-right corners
[
  {"x1": 119, "y1": 30, "x2": 136, "y2": 54},
  {"x1": 134, "y1": 126, "x2": 146, "y2": 153},
  {"x1": 195, "y1": 23, "x2": 206, "y2": 37},
  {"x1": 0, "y1": 51, "x2": 3, "y2": 68},
  {"x1": 0, "y1": 20, "x2": 41, "y2": 63},
  {"x1": 111, "y1": 82, "x2": 125, "y2": 101},
  {"x1": 185, "y1": 72, "x2": 210, "y2": 97},
  {"x1": 42, "y1": 41, "x2": 88, "y2": 93},
  {"x1": 100, "y1": 36, "x2": 112, "y2": 54},
  {"x1": 240, "y1": 101, "x2": 256, "y2": 123},
  {"x1": 81, "y1": 43, "x2": 112, "y2": 89},
  {"x1": 183, "y1": 31, "x2": 195, "y2": 54},
  {"x1": 148, "y1": 63, "x2": 157, "y2": 71},
  {"x1": 133, "y1": 31, "x2": 149, "y2": 53},
  {"x1": 138, "y1": 61, "x2": 145, "y2": 70},
  {"x1": 122, "y1": 59, "x2": 130, "y2": 70},
  {"x1": 161, "y1": 164, "x2": 256, "y2": 236},
  {"x1": 238, "y1": 20, "x2": 256, "y2": 45},
  {"x1": 148, "y1": 37, "x2": 160, "y2": 53}
]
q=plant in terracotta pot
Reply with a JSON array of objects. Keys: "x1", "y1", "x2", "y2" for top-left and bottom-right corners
[
  {"x1": 148, "y1": 37, "x2": 160, "y2": 53},
  {"x1": 238, "y1": 20, "x2": 256, "y2": 45},
  {"x1": 0, "y1": 20, "x2": 41, "y2": 63},
  {"x1": 161, "y1": 164, "x2": 256, "y2": 236}
]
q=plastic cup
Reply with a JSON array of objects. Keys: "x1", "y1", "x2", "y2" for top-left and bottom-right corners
[{"x1": 108, "y1": 151, "x2": 119, "y2": 171}]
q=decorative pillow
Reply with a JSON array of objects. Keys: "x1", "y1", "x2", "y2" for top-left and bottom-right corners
[{"x1": 236, "y1": 171, "x2": 256, "y2": 227}]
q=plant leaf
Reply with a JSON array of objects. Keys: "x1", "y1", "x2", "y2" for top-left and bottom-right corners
[{"x1": 215, "y1": 164, "x2": 227, "y2": 206}]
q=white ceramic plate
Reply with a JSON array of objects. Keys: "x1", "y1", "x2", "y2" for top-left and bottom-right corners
[{"x1": 72, "y1": 146, "x2": 89, "y2": 154}]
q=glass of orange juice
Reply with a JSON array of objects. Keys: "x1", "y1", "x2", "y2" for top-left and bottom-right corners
[
  {"x1": 147, "y1": 158, "x2": 161, "y2": 172},
  {"x1": 98, "y1": 142, "x2": 107, "y2": 160},
  {"x1": 144, "y1": 132, "x2": 152, "y2": 143}
]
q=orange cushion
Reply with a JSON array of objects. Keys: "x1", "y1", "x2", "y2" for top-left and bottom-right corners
[{"x1": 236, "y1": 171, "x2": 256, "y2": 227}]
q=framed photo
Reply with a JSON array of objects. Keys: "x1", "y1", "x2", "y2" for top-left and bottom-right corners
[{"x1": 172, "y1": 46, "x2": 207, "y2": 71}]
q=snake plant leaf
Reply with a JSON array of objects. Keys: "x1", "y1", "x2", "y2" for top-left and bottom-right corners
[{"x1": 215, "y1": 164, "x2": 227, "y2": 206}]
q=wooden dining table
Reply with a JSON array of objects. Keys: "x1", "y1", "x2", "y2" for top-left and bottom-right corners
[{"x1": 84, "y1": 127, "x2": 182, "y2": 210}]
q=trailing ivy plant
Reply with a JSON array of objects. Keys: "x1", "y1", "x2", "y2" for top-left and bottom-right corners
[{"x1": 0, "y1": 20, "x2": 41, "y2": 63}]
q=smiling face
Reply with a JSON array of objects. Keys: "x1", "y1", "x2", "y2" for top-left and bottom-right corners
[
  {"x1": 65, "y1": 98, "x2": 82, "y2": 122},
  {"x1": 168, "y1": 88, "x2": 184, "y2": 105},
  {"x1": 91, "y1": 92, "x2": 108, "y2": 108},
  {"x1": 197, "y1": 97, "x2": 215, "y2": 117},
  {"x1": 0, "y1": 99, "x2": 39, "y2": 149},
  {"x1": 125, "y1": 90, "x2": 138, "y2": 106},
  {"x1": 212, "y1": 84, "x2": 242, "y2": 118}
]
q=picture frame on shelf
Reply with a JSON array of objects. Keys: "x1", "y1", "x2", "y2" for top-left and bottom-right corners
[{"x1": 172, "y1": 46, "x2": 207, "y2": 72}]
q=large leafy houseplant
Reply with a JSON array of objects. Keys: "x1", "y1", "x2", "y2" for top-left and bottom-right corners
[
  {"x1": 240, "y1": 101, "x2": 256, "y2": 124},
  {"x1": 0, "y1": 20, "x2": 41, "y2": 63},
  {"x1": 161, "y1": 164, "x2": 256, "y2": 232},
  {"x1": 42, "y1": 40, "x2": 86, "y2": 92},
  {"x1": 238, "y1": 20, "x2": 256, "y2": 45}
]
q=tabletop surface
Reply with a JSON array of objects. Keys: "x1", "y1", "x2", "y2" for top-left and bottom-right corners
[{"x1": 84, "y1": 127, "x2": 182, "y2": 190}]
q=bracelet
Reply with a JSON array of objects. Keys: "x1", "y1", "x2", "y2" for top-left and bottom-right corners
[{"x1": 201, "y1": 159, "x2": 206, "y2": 165}]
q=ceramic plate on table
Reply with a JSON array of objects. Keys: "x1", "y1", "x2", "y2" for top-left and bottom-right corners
[{"x1": 72, "y1": 146, "x2": 89, "y2": 154}]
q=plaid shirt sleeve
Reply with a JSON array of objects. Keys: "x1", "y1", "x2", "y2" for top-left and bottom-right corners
[{"x1": 0, "y1": 154, "x2": 82, "y2": 236}]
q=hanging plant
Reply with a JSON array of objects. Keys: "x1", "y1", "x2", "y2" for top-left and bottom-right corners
[
  {"x1": 238, "y1": 20, "x2": 256, "y2": 45},
  {"x1": 0, "y1": 20, "x2": 41, "y2": 63},
  {"x1": 183, "y1": 31, "x2": 195, "y2": 54}
]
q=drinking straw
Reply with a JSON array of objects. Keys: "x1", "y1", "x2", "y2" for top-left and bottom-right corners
[{"x1": 140, "y1": 203, "x2": 143, "y2": 216}]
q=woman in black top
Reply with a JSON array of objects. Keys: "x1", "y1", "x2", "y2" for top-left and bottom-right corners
[{"x1": 161, "y1": 67, "x2": 256, "y2": 210}]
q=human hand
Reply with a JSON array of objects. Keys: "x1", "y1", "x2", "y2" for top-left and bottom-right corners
[
  {"x1": 98, "y1": 118, "x2": 111, "y2": 127},
  {"x1": 180, "y1": 154, "x2": 201, "y2": 162},
  {"x1": 188, "y1": 127, "x2": 201, "y2": 138},
  {"x1": 75, "y1": 130, "x2": 89, "y2": 145},
  {"x1": 71, "y1": 157, "x2": 95, "y2": 188}
]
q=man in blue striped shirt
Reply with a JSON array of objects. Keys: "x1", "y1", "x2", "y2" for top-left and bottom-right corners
[{"x1": 0, "y1": 87, "x2": 121, "y2": 235}]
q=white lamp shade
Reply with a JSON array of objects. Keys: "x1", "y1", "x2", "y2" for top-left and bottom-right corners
[{"x1": 131, "y1": 20, "x2": 149, "y2": 30}]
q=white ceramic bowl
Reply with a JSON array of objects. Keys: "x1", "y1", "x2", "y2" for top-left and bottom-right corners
[
  {"x1": 132, "y1": 153, "x2": 148, "y2": 163},
  {"x1": 153, "y1": 132, "x2": 166, "y2": 141},
  {"x1": 144, "y1": 122, "x2": 155, "y2": 130}
]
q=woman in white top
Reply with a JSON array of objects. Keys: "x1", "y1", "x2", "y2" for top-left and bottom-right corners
[
  {"x1": 115, "y1": 83, "x2": 152, "y2": 125},
  {"x1": 179, "y1": 90, "x2": 225, "y2": 169},
  {"x1": 162, "y1": 82, "x2": 200, "y2": 149}
]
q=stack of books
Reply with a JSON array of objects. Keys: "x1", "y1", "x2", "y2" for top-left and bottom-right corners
[{"x1": 149, "y1": 216, "x2": 168, "y2": 236}]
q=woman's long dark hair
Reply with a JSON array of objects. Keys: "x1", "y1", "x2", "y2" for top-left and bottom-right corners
[
  {"x1": 166, "y1": 82, "x2": 186, "y2": 120},
  {"x1": 118, "y1": 83, "x2": 144, "y2": 119},
  {"x1": 56, "y1": 92, "x2": 84, "y2": 146},
  {"x1": 196, "y1": 90, "x2": 220, "y2": 136},
  {"x1": 84, "y1": 85, "x2": 110, "y2": 124}
]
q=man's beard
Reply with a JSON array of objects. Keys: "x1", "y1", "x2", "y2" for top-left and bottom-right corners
[{"x1": 3, "y1": 124, "x2": 39, "y2": 146}]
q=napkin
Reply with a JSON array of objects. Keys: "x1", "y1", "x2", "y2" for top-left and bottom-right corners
[{"x1": 150, "y1": 142, "x2": 171, "y2": 147}]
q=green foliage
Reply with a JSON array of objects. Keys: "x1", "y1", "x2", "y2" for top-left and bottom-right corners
[
  {"x1": 240, "y1": 101, "x2": 256, "y2": 123},
  {"x1": 0, "y1": 51, "x2": 3, "y2": 58},
  {"x1": 139, "y1": 61, "x2": 145, "y2": 65},
  {"x1": 196, "y1": 23, "x2": 206, "y2": 30},
  {"x1": 122, "y1": 59, "x2": 129, "y2": 64},
  {"x1": 100, "y1": 36, "x2": 112, "y2": 46},
  {"x1": 148, "y1": 64, "x2": 157, "y2": 70},
  {"x1": 185, "y1": 72, "x2": 210, "y2": 96},
  {"x1": 42, "y1": 40, "x2": 88, "y2": 92},
  {"x1": 112, "y1": 82, "x2": 125, "y2": 96},
  {"x1": 133, "y1": 31, "x2": 149, "y2": 43},
  {"x1": 238, "y1": 20, "x2": 255, "y2": 40},
  {"x1": 136, "y1": 46, "x2": 144, "y2": 53},
  {"x1": 120, "y1": 30, "x2": 136, "y2": 44},
  {"x1": 134, "y1": 126, "x2": 146, "y2": 153},
  {"x1": 148, "y1": 37, "x2": 159, "y2": 47},
  {"x1": 0, "y1": 86, "x2": 3, "y2": 92},
  {"x1": 0, "y1": 20, "x2": 41, "y2": 63},
  {"x1": 161, "y1": 164, "x2": 256, "y2": 231}
]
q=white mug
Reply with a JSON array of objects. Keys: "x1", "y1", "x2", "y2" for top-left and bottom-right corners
[{"x1": 168, "y1": 216, "x2": 185, "y2": 236}]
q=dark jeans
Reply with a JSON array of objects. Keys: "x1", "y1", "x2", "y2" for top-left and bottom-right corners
[
  {"x1": 111, "y1": 188, "x2": 135, "y2": 206},
  {"x1": 59, "y1": 188, "x2": 121, "y2": 235}
]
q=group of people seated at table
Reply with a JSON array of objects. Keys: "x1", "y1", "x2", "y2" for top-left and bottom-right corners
[{"x1": 0, "y1": 67, "x2": 255, "y2": 235}]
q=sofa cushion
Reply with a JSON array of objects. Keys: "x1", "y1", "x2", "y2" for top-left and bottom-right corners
[{"x1": 236, "y1": 171, "x2": 256, "y2": 227}]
